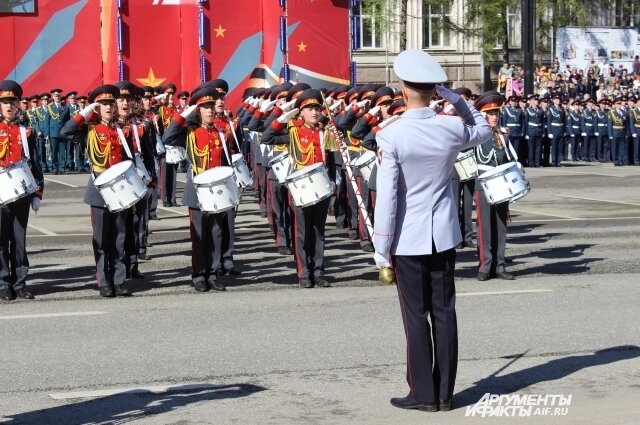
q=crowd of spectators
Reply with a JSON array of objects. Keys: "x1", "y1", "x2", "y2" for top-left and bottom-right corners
[{"x1": 497, "y1": 55, "x2": 640, "y2": 100}]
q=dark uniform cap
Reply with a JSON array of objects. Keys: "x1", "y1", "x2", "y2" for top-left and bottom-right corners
[
  {"x1": 20, "y1": 97, "x2": 28, "y2": 103},
  {"x1": 333, "y1": 85, "x2": 350, "y2": 100},
  {"x1": 506, "y1": 95, "x2": 519, "y2": 102},
  {"x1": 474, "y1": 91, "x2": 505, "y2": 112},
  {"x1": 242, "y1": 87, "x2": 257, "y2": 100},
  {"x1": 153, "y1": 86, "x2": 163, "y2": 95},
  {"x1": 203, "y1": 79, "x2": 229, "y2": 95},
  {"x1": 162, "y1": 83, "x2": 177, "y2": 94},
  {"x1": 76, "y1": 96, "x2": 88, "y2": 102},
  {"x1": 88, "y1": 84, "x2": 120, "y2": 103},
  {"x1": 190, "y1": 86, "x2": 223, "y2": 106},
  {"x1": 613, "y1": 96, "x2": 623, "y2": 103},
  {"x1": 394, "y1": 90, "x2": 404, "y2": 101},
  {"x1": 270, "y1": 83, "x2": 293, "y2": 101},
  {"x1": 115, "y1": 81, "x2": 137, "y2": 98},
  {"x1": 371, "y1": 86, "x2": 395, "y2": 107},
  {"x1": 453, "y1": 87, "x2": 473, "y2": 99},
  {"x1": 29, "y1": 94, "x2": 39, "y2": 102},
  {"x1": 294, "y1": 89, "x2": 323, "y2": 110},
  {"x1": 358, "y1": 84, "x2": 380, "y2": 102},
  {"x1": 286, "y1": 83, "x2": 311, "y2": 102},
  {"x1": 177, "y1": 91, "x2": 189, "y2": 99},
  {"x1": 0, "y1": 80, "x2": 23, "y2": 100},
  {"x1": 527, "y1": 94, "x2": 539, "y2": 101},
  {"x1": 539, "y1": 97, "x2": 549, "y2": 103},
  {"x1": 50, "y1": 88, "x2": 63, "y2": 94},
  {"x1": 346, "y1": 86, "x2": 360, "y2": 103},
  {"x1": 551, "y1": 92, "x2": 562, "y2": 100},
  {"x1": 142, "y1": 86, "x2": 154, "y2": 98},
  {"x1": 67, "y1": 91, "x2": 77, "y2": 99},
  {"x1": 387, "y1": 99, "x2": 407, "y2": 116},
  {"x1": 40, "y1": 93, "x2": 51, "y2": 100}
]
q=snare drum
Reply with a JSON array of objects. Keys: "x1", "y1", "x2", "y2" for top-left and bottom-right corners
[
  {"x1": 454, "y1": 150, "x2": 478, "y2": 181},
  {"x1": 165, "y1": 146, "x2": 187, "y2": 164},
  {"x1": 231, "y1": 153, "x2": 253, "y2": 188},
  {"x1": 285, "y1": 163, "x2": 333, "y2": 208},
  {"x1": 478, "y1": 162, "x2": 530, "y2": 204},
  {"x1": 134, "y1": 154, "x2": 151, "y2": 186},
  {"x1": 94, "y1": 160, "x2": 149, "y2": 212},
  {"x1": 0, "y1": 160, "x2": 38, "y2": 205},
  {"x1": 192, "y1": 166, "x2": 240, "y2": 213},
  {"x1": 268, "y1": 152, "x2": 291, "y2": 185},
  {"x1": 353, "y1": 151, "x2": 376, "y2": 184}
]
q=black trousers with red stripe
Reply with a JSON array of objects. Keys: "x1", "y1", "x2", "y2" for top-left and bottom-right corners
[
  {"x1": 268, "y1": 178, "x2": 292, "y2": 249},
  {"x1": 474, "y1": 190, "x2": 508, "y2": 275},
  {"x1": 91, "y1": 206, "x2": 129, "y2": 288},
  {"x1": 189, "y1": 208, "x2": 226, "y2": 284},
  {"x1": 0, "y1": 197, "x2": 31, "y2": 291},
  {"x1": 393, "y1": 249, "x2": 458, "y2": 403},
  {"x1": 292, "y1": 197, "x2": 330, "y2": 279}
]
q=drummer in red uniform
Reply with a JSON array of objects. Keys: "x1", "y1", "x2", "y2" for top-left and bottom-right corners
[
  {"x1": 262, "y1": 89, "x2": 338, "y2": 288},
  {"x1": 61, "y1": 84, "x2": 136, "y2": 297},
  {"x1": 162, "y1": 86, "x2": 235, "y2": 292},
  {"x1": 0, "y1": 80, "x2": 44, "y2": 301}
]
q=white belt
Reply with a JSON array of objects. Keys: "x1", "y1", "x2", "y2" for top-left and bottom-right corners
[
  {"x1": 551, "y1": 123, "x2": 563, "y2": 126},
  {"x1": 597, "y1": 124, "x2": 607, "y2": 127},
  {"x1": 572, "y1": 126, "x2": 580, "y2": 128},
  {"x1": 585, "y1": 123, "x2": 593, "y2": 126},
  {"x1": 506, "y1": 123, "x2": 521, "y2": 127},
  {"x1": 528, "y1": 123, "x2": 541, "y2": 126}
]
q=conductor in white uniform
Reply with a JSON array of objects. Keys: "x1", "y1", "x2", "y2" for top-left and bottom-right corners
[{"x1": 374, "y1": 50, "x2": 492, "y2": 412}]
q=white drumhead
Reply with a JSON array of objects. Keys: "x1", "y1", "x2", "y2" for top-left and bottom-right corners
[
  {"x1": 353, "y1": 150, "x2": 375, "y2": 166},
  {"x1": 193, "y1": 166, "x2": 235, "y2": 184},
  {"x1": 268, "y1": 151, "x2": 289, "y2": 165},
  {"x1": 479, "y1": 162, "x2": 516, "y2": 179},
  {"x1": 232, "y1": 153, "x2": 244, "y2": 163},
  {"x1": 94, "y1": 160, "x2": 134, "y2": 185},
  {"x1": 457, "y1": 150, "x2": 474, "y2": 160},
  {"x1": 286, "y1": 162, "x2": 324, "y2": 181}
]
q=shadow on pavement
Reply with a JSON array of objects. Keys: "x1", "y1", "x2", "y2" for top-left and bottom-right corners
[
  {"x1": 453, "y1": 345, "x2": 640, "y2": 410},
  {"x1": 2, "y1": 383, "x2": 267, "y2": 425}
]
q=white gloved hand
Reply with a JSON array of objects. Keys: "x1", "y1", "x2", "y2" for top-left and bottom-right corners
[
  {"x1": 525, "y1": 135, "x2": 530, "y2": 140},
  {"x1": 180, "y1": 104, "x2": 197, "y2": 119},
  {"x1": 595, "y1": 132, "x2": 599, "y2": 136},
  {"x1": 31, "y1": 197, "x2": 40, "y2": 213},
  {"x1": 548, "y1": 134, "x2": 553, "y2": 139},
  {"x1": 280, "y1": 99, "x2": 297, "y2": 113},
  {"x1": 325, "y1": 96, "x2": 334, "y2": 105},
  {"x1": 429, "y1": 99, "x2": 444, "y2": 109},
  {"x1": 581, "y1": 133, "x2": 587, "y2": 137},
  {"x1": 154, "y1": 93, "x2": 168, "y2": 102},
  {"x1": 260, "y1": 98, "x2": 278, "y2": 113},
  {"x1": 435, "y1": 85, "x2": 461, "y2": 105},
  {"x1": 570, "y1": 134, "x2": 575, "y2": 137},
  {"x1": 356, "y1": 100, "x2": 369, "y2": 109},
  {"x1": 329, "y1": 99, "x2": 344, "y2": 112},
  {"x1": 634, "y1": 134, "x2": 637, "y2": 138},
  {"x1": 374, "y1": 252, "x2": 391, "y2": 269},
  {"x1": 368, "y1": 105, "x2": 381, "y2": 117},
  {"x1": 609, "y1": 136, "x2": 613, "y2": 140},
  {"x1": 277, "y1": 108, "x2": 299, "y2": 124},
  {"x1": 80, "y1": 103, "x2": 100, "y2": 119},
  {"x1": 443, "y1": 104, "x2": 456, "y2": 115},
  {"x1": 244, "y1": 96, "x2": 254, "y2": 104},
  {"x1": 251, "y1": 98, "x2": 261, "y2": 108}
]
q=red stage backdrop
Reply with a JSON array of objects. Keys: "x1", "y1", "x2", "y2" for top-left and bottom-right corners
[{"x1": 1, "y1": 0, "x2": 350, "y2": 108}]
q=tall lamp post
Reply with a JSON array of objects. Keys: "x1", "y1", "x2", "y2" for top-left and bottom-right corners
[{"x1": 522, "y1": 0, "x2": 535, "y2": 95}]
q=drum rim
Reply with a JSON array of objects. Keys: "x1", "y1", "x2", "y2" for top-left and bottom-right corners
[
  {"x1": 285, "y1": 163, "x2": 326, "y2": 182},
  {"x1": 193, "y1": 166, "x2": 235, "y2": 185},
  {"x1": 478, "y1": 162, "x2": 520, "y2": 180},
  {"x1": 268, "y1": 151, "x2": 290, "y2": 165},
  {"x1": 0, "y1": 160, "x2": 36, "y2": 204},
  {"x1": 353, "y1": 151, "x2": 376, "y2": 167},
  {"x1": 94, "y1": 160, "x2": 135, "y2": 185}
]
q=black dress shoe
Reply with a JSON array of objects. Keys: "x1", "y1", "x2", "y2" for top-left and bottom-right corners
[
  {"x1": 149, "y1": 214, "x2": 159, "y2": 221},
  {"x1": 209, "y1": 280, "x2": 226, "y2": 291},
  {"x1": 299, "y1": 278, "x2": 314, "y2": 288},
  {"x1": 15, "y1": 288, "x2": 35, "y2": 299},
  {"x1": 114, "y1": 284, "x2": 132, "y2": 297},
  {"x1": 390, "y1": 396, "x2": 438, "y2": 412},
  {"x1": 335, "y1": 222, "x2": 347, "y2": 229},
  {"x1": 477, "y1": 272, "x2": 491, "y2": 281},
  {"x1": 99, "y1": 286, "x2": 116, "y2": 297},
  {"x1": 1, "y1": 288, "x2": 16, "y2": 301},
  {"x1": 222, "y1": 267, "x2": 241, "y2": 276},
  {"x1": 163, "y1": 202, "x2": 170, "y2": 207},
  {"x1": 194, "y1": 280, "x2": 209, "y2": 292},
  {"x1": 456, "y1": 243, "x2": 464, "y2": 249},
  {"x1": 464, "y1": 240, "x2": 477, "y2": 248},
  {"x1": 314, "y1": 277, "x2": 331, "y2": 288},
  {"x1": 348, "y1": 230, "x2": 358, "y2": 240},
  {"x1": 139, "y1": 254, "x2": 152, "y2": 261},
  {"x1": 277, "y1": 246, "x2": 292, "y2": 255},
  {"x1": 362, "y1": 243, "x2": 374, "y2": 253},
  {"x1": 127, "y1": 269, "x2": 145, "y2": 279},
  {"x1": 260, "y1": 211, "x2": 267, "y2": 218},
  {"x1": 439, "y1": 399, "x2": 452, "y2": 411},
  {"x1": 495, "y1": 270, "x2": 515, "y2": 280}
]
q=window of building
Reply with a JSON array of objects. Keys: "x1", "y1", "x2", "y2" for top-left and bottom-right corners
[
  {"x1": 507, "y1": 5, "x2": 521, "y2": 48},
  {"x1": 422, "y1": 2, "x2": 452, "y2": 48},
  {"x1": 352, "y1": 2, "x2": 384, "y2": 49}
]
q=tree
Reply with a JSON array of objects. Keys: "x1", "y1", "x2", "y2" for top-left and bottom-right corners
[{"x1": 360, "y1": 0, "x2": 409, "y2": 51}]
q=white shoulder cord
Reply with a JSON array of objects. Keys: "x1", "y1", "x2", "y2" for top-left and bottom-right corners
[
  {"x1": 19, "y1": 126, "x2": 30, "y2": 159},
  {"x1": 319, "y1": 129, "x2": 326, "y2": 163},
  {"x1": 216, "y1": 130, "x2": 233, "y2": 166},
  {"x1": 114, "y1": 123, "x2": 134, "y2": 159}
]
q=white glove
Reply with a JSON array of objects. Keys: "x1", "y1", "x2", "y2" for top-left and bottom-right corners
[
  {"x1": 581, "y1": 133, "x2": 587, "y2": 137},
  {"x1": 570, "y1": 134, "x2": 575, "y2": 137},
  {"x1": 435, "y1": 85, "x2": 461, "y2": 105},
  {"x1": 325, "y1": 96, "x2": 334, "y2": 105},
  {"x1": 154, "y1": 93, "x2": 168, "y2": 102},
  {"x1": 595, "y1": 132, "x2": 599, "y2": 136},
  {"x1": 443, "y1": 104, "x2": 456, "y2": 115},
  {"x1": 260, "y1": 98, "x2": 278, "y2": 113},
  {"x1": 80, "y1": 103, "x2": 100, "y2": 119},
  {"x1": 31, "y1": 197, "x2": 40, "y2": 212},
  {"x1": 609, "y1": 136, "x2": 613, "y2": 140},
  {"x1": 329, "y1": 99, "x2": 344, "y2": 112},
  {"x1": 634, "y1": 134, "x2": 637, "y2": 138},
  {"x1": 356, "y1": 100, "x2": 369, "y2": 109},
  {"x1": 525, "y1": 135, "x2": 530, "y2": 140},
  {"x1": 180, "y1": 104, "x2": 197, "y2": 119},
  {"x1": 429, "y1": 99, "x2": 444, "y2": 109},
  {"x1": 548, "y1": 134, "x2": 553, "y2": 139},
  {"x1": 244, "y1": 96, "x2": 254, "y2": 104},
  {"x1": 374, "y1": 252, "x2": 391, "y2": 269},
  {"x1": 368, "y1": 105, "x2": 381, "y2": 116},
  {"x1": 277, "y1": 108, "x2": 299, "y2": 124},
  {"x1": 251, "y1": 98, "x2": 261, "y2": 108},
  {"x1": 280, "y1": 99, "x2": 297, "y2": 113}
]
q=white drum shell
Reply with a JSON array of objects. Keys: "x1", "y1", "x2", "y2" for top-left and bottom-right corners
[
  {"x1": 0, "y1": 160, "x2": 38, "y2": 205},
  {"x1": 285, "y1": 163, "x2": 333, "y2": 208},
  {"x1": 94, "y1": 161, "x2": 149, "y2": 212},
  {"x1": 454, "y1": 150, "x2": 478, "y2": 182},
  {"x1": 165, "y1": 146, "x2": 187, "y2": 164},
  {"x1": 232, "y1": 153, "x2": 253, "y2": 188},
  {"x1": 353, "y1": 151, "x2": 376, "y2": 184},
  {"x1": 478, "y1": 162, "x2": 530, "y2": 205},
  {"x1": 268, "y1": 152, "x2": 291, "y2": 184},
  {"x1": 134, "y1": 154, "x2": 151, "y2": 186},
  {"x1": 192, "y1": 166, "x2": 240, "y2": 213}
]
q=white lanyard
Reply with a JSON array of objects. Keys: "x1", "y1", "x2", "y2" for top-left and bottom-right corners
[
  {"x1": 114, "y1": 123, "x2": 134, "y2": 159},
  {"x1": 225, "y1": 115, "x2": 242, "y2": 152},
  {"x1": 319, "y1": 129, "x2": 325, "y2": 163},
  {"x1": 216, "y1": 130, "x2": 233, "y2": 165},
  {"x1": 19, "y1": 125, "x2": 30, "y2": 159},
  {"x1": 131, "y1": 123, "x2": 142, "y2": 153}
]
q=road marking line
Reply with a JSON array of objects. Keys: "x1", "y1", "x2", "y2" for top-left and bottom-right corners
[
  {"x1": 510, "y1": 216, "x2": 640, "y2": 223},
  {"x1": 539, "y1": 168, "x2": 627, "y2": 178},
  {"x1": 27, "y1": 223, "x2": 59, "y2": 236},
  {"x1": 49, "y1": 383, "x2": 222, "y2": 400},
  {"x1": 0, "y1": 311, "x2": 106, "y2": 320},
  {"x1": 44, "y1": 178, "x2": 79, "y2": 188},
  {"x1": 176, "y1": 177, "x2": 187, "y2": 183},
  {"x1": 509, "y1": 208, "x2": 578, "y2": 220},
  {"x1": 459, "y1": 289, "x2": 553, "y2": 297},
  {"x1": 555, "y1": 194, "x2": 640, "y2": 207}
]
